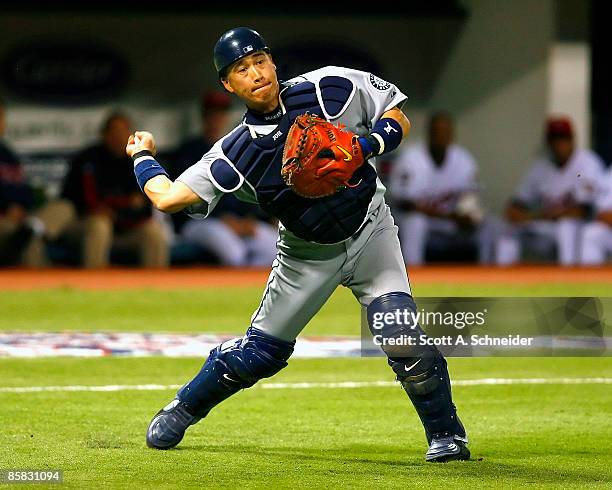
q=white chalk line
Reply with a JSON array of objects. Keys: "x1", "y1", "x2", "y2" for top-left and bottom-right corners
[{"x1": 0, "y1": 377, "x2": 611, "y2": 394}]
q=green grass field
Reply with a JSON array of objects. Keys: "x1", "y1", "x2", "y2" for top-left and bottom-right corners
[
  {"x1": 2, "y1": 282, "x2": 612, "y2": 335},
  {"x1": 1, "y1": 283, "x2": 612, "y2": 488}
]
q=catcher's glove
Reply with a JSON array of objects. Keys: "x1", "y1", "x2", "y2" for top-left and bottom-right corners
[{"x1": 281, "y1": 113, "x2": 365, "y2": 198}]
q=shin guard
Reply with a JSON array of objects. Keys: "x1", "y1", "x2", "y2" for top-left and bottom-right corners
[
  {"x1": 367, "y1": 292, "x2": 466, "y2": 442},
  {"x1": 177, "y1": 328, "x2": 295, "y2": 417}
]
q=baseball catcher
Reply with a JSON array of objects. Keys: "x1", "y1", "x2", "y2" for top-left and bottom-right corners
[{"x1": 126, "y1": 27, "x2": 469, "y2": 463}]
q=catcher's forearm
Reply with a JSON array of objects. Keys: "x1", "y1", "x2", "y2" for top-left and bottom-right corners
[
  {"x1": 132, "y1": 150, "x2": 197, "y2": 213},
  {"x1": 141, "y1": 174, "x2": 202, "y2": 214},
  {"x1": 143, "y1": 175, "x2": 175, "y2": 211},
  {"x1": 133, "y1": 150, "x2": 170, "y2": 190},
  {"x1": 359, "y1": 107, "x2": 410, "y2": 158}
]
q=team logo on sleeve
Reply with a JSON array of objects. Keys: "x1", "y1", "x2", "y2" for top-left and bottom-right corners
[
  {"x1": 384, "y1": 122, "x2": 398, "y2": 134},
  {"x1": 369, "y1": 74, "x2": 391, "y2": 90}
]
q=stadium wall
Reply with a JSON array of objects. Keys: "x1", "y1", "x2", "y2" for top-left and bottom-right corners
[{"x1": 0, "y1": 2, "x2": 592, "y2": 213}]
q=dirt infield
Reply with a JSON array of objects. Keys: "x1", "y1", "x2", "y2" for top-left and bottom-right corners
[{"x1": 0, "y1": 265, "x2": 611, "y2": 290}]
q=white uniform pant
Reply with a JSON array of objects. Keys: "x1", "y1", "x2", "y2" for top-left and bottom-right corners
[
  {"x1": 580, "y1": 222, "x2": 612, "y2": 265},
  {"x1": 182, "y1": 218, "x2": 278, "y2": 267},
  {"x1": 397, "y1": 212, "x2": 496, "y2": 265},
  {"x1": 495, "y1": 218, "x2": 583, "y2": 266}
]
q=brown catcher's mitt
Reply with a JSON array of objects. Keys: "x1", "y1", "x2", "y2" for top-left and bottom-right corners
[{"x1": 281, "y1": 113, "x2": 365, "y2": 198}]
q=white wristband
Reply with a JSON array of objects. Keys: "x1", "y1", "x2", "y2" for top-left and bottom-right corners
[
  {"x1": 371, "y1": 133, "x2": 385, "y2": 155},
  {"x1": 133, "y1": 155, "x2": 156, "y2": 167}
]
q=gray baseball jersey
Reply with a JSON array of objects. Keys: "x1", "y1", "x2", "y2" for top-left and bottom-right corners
[{"x1": 177, "y1": 66, "x2": 411, "y2": 340}]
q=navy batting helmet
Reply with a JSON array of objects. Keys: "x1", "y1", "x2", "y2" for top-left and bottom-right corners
[{"x1": 213, "y1": 27, "x2": 270, "y2": 78}]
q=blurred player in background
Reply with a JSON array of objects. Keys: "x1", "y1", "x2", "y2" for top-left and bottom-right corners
[
  {"x1": 127, "y1": 27, "x2": 469, "y2": 462},
  {"x1": 580, "y1": 167, "x2": 612, "y2": 265},
  {"x1": 496, "y1": 117, "x2": 604, "y2": 265},
  {"x1": 171, "y1": 91, "x2": 277, "y2": 266},
  {"x1": 0, "y1": 96, "x2": 41, "y2": 265},
  {"x1": 59, "y1": 112, "x2": 169, "y2": 268},
  {"x1": 0, "y1": 97, "x2": 73, "y2": 266},
  {"x1": 389, "y1": 112, "x2": 489, "y2": 264}
]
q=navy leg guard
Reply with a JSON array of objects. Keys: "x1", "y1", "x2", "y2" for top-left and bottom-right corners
[
  {"x1": 399, "y1": 355, "x2": 466, "y2": 444},
  {"x1": 367, "y1": 292, "x2": 466, "y2": 443},
  {"x1": 177, "y1": 327, "x2": 295, "y2": 417}
]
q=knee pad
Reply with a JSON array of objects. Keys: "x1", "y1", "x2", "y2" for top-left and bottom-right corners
[
  {"x1": 177, "y1": 328, "x2": 295, "y2": 416},
  {"x1": 215, "y1": 327, "x2": 295, "y2": 387},
  {"x1": 367, "y1": 292, "x2": 440, "y2": 365}
]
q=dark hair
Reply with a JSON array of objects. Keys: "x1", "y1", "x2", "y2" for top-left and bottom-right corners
[
  {"x1": 428, "y1": 111, "x2": 453, "y2": 129},
  {"x1": 101, "y1": 111, "x2": 130, "y2": 134}
]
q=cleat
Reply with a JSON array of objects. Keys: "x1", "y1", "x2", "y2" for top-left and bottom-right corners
[
  {"x1": 425, "y1": 433, "x2": 470, "y2": 462},
  {"x1": 146, "y1": 399, "x2": 200, "y2": 450}
]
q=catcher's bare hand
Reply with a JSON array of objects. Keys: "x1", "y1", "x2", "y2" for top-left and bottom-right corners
[{"x1": 126, "y1": 131, "x2": 157, "y2": 158}]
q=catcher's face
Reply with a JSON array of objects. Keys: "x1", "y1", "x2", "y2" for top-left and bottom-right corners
[{"x1": 221, "y1": 52, "x2": 279, "y2": 112}]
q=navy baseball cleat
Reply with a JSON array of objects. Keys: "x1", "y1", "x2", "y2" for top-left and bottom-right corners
[
  {"x1": 425, "y1": 433, "x2": 470, "y2": 462},
  {"x1": 146, "y1": 399, "x2": 201, "y2": 450}
]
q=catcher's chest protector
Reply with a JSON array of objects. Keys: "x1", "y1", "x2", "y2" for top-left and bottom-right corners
[{"x1": 220, "y1": 79, "x2": 377, "y2": 244}]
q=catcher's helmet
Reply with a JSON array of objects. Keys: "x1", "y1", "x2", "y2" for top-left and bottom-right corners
[{"x1": 213, "y1": 27, "x2": 270, "y2": 78}]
